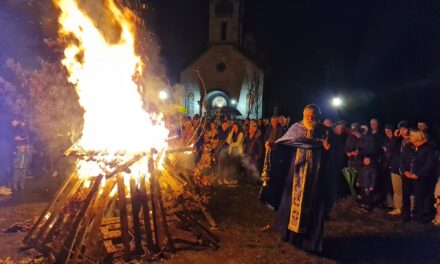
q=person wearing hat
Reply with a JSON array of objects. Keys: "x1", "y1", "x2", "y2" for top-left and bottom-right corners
[
  {"x1": 387, "y1": 121, "x2": 411, "y2": 216},
  {"x1": 382, "y1": 124, "x2": 396, "y2": 206}
]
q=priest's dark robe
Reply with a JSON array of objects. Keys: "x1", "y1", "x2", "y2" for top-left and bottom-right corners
[{"x1": 273, "y1": 121, "x2": 331, "y2": 252}]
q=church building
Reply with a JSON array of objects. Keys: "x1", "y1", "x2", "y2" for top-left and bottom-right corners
[{"x1": 180, "y1": 0, "x2": 264, "y2": 119}]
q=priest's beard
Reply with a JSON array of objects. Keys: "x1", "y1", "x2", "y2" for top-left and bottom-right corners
[{"x1": 303, "y1": 119, "x2": 316, "y2": 130}]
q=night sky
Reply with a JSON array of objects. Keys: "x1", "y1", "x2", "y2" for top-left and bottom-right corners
[
  {"x1": 148, "y1": 0, "x2": 440, "y2": 124},
  {"x1": 1, "y1": 0, "x2": 439, "y2": 125}
]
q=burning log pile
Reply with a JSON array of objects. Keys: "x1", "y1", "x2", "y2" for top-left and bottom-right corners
[
  {"x1": 21, "y1": 1, "x2": 220, "y2": 262},
  {"x1": 23, "y1": 149, "x2": 219, "y2": 263}
]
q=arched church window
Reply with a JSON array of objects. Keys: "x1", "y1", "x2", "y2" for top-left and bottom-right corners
[
  {"x1": 212, "y1": 96, "x2": 227, "y2": 108},
  {"x1": 215, "y1": 0, "x2": 234, "y2": 17},
  {"x1": 186, "y1": 92, "x2": 195, "y2": 116}
]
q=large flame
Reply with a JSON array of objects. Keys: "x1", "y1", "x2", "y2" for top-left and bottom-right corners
[{"x1": 55, "y1": 0, "x2": 168, "y2": 179}]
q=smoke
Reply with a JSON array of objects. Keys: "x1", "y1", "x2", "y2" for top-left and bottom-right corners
[{"x1": 218, "y1": 150, "x2": 261, "y2": 184}]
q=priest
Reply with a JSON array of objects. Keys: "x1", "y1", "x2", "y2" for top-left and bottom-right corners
[{"x1": 271, "y1": 104, "x2": 332, "y2": 253}]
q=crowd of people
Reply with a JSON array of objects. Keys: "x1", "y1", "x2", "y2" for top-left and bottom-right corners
[
  {"x1": 1, "y1": 108, "x2": 439, "y2": 251},
  {"x1": 0, "y1": 115, "x2": 34, "y2": 194},
  {"x1": 177, "y1": 112, "x2": 440, "y2": 229}
]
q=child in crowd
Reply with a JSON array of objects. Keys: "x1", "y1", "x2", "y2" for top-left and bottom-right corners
[
  {"x1": 12, "y1": 142, "x2": 32, "y2": 191},
  {"x1": 356, "y1": 156, "x2": 377, "y2": 212}
]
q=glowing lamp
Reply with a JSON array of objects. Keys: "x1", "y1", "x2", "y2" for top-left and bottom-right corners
[
  {"x1": 332, "y1": 97, "x2": 342, "y2": 107},
  {"x1": 159, "y1": 91, "x2": 168, "y2": 100}
]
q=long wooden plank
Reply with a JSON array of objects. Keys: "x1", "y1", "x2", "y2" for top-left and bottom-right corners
[
  {"x1": 129, "y1": 178, "x2": 144, "y2": 255},
  {"x1": 28, "y1": 179, "x2": 83, "y2": 247},
  {"x1": 139, "y1": 175, "x2": 155, "y2": 251},
  {"x1": 23, "y1": 173, "x2": 77, "y2": 244},
  {"x1": 149, "y1": 159, "x2": 165, "y2": 253},
  {"x1": 82, "y1": 178, "x2": 116, "y2": 259},
  {"x1": 175, "y1": 212, "x2": 219, "y2": 250},
  {"x1": 155, "y1": 172, "x2": 176, "y2": 253},
  {"x1": 116, "y1": 174, "x2": 131, "y2": 259},
  {"x1": 55, "y1": 174, "x2": 103, "y2": 264}
]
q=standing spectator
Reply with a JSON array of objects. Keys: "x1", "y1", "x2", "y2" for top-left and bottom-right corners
[
  {"x1": 361, "y1": 125, "x2": 369, "y2": 135},
  {"x1": 244, "y1": 120, "x2": 264, "y2": 168},
  {"x1": 417, "y1": 121, "x2": 429, "y2": 139},
  {"x1": 345, "y1": 123, "x2": 364, "y2": 170},
  {"x1": 204, "y1": 121, "x2": 219, "y2": 150},
  {"x1": 278, "y1": 115, "x2": 288, "y2": 133},
  {"x1": 372, "y1": 120, "x2": 391, "y2": 207},
  {"x1": 356, "y1": 156, "x2": 378, "y2": 212},
  {"x1": 242, "y1": 120, "x2": 264, "y2": 181},
  {"x1": 226, "y1": 123, "x2": 244, "y2": 155},
  {"x1": 285, "y1": 116, "x2": 291, "y2": 128},
  {"x1": 388, "y1": 121, "x2": 411, "y2": 215},
  {"x1": 417, "y1": 121, "x2": 437, "y2": 217},
  {"x1": 264, "y1": 117, "x2": 284, "y2": 147},
  {"x1": 12, "y1": 142, "x2": 32, "y2": 191},
  {"x1": 182, "y1": 119, "x2": 195, "y2": 144},
  {"x1": 262, "y1": 118, "x2": 269, "y2": 129},
  {"x1": 383, "y1": 123, "x2": 398, "y2": 215},
  {"x1": 400, "y1": 129, "x2": 436, "y2": 223},
  {"x1": 0, "y1": 114, "x2": 14, "y2": 187},
  {"x1": 223, "y1": 123, "x2": 244, "y2": 185},
  {"x1": 216, "y1": 121, "x2": 230, "y2": 185},
  {"x1": 217, "y1": 120, "x2": 230, "y2": 144},
  {"x1": 257, "y1": 119, "x2": 263, "y2": 131},
  {"x1": 323, "y1": 121, "x2": 348, "y2": 216},
  {"x1": 323, "y1": 118, "x2": 333, "y2": 128},
  {"x1": 11, "y1": 117, "x2": 30, "y2": 147},
  {"x1": 260, "y1": 116, "x2": 287, "y2": 209}
]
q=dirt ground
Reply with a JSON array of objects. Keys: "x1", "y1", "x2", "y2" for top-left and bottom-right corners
[{"x1": 0, "y1": 179, "x2": 439, "y2": 264}]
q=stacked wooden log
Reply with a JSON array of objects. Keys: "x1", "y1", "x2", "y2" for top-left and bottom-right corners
[{"x1": 23, "y1": 151, "x2": 219, "y2": 263}]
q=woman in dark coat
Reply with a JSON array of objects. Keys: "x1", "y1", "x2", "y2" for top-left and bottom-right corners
[{"x1": 400, "y1": 129, "x2": 436, "y2": 222}]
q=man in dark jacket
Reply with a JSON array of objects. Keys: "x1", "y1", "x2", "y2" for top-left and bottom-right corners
[
  {"x1": 346, "y1": 124, "x2": 374, "y2": 170},
  {"x1": 368, "y1": 118, "x2": 390, "y2": 207},
  {"x1": 12, "y1": 142, "x2": 32, "y2": 191},
  {"x1": 260, "y1": 116, "x2": 291, "y2": 209},
  {"x1": 323, "y1": 121, "x2": 347, "y2": 216},
  {"x1": 387, "y1": 121, "x2": 410, "y2": 215},
  {"x1": 244, "y1": 120, "x2": 264, "y2": 165},
  {"x1": 243, "y1": 120, "x2": 264, "y2": 181}
]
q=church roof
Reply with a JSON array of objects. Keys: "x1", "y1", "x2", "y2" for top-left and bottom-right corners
[{"x1": 180, "y1": 44, "x2": 263, "y2": 75}]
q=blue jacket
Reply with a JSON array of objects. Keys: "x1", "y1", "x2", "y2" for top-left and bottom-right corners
[{"x1": 399, "y1": 142, "x2": 435, "y2": 179}]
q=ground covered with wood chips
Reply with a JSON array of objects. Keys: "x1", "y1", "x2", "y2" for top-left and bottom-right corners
[{"x1": 0, "y1": 179, "x2": 439, "y2": 264}]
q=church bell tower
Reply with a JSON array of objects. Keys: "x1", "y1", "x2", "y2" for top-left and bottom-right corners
[{"x1": 209, "y1": 0, "x2": 242, "y2": 45}]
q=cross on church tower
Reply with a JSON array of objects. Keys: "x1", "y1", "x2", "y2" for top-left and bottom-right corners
[{"x1": 209, "y1": 0, "x2": 242, "y2": 45}]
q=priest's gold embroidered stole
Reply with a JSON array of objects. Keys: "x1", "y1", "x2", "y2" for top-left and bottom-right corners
[{"x1": 288, "y1": 128, "x2": 315, "y2": 233}]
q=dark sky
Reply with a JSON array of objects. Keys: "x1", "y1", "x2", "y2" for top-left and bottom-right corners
[
  {"x1": 1, "y1": 0, "x2": 439, "y2": 124},
  {"x1": 147, "y1": 0, "x2": 440, "y2": 124}
]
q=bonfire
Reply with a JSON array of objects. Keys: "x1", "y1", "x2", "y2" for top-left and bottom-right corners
[{"x1": 23, "y1": 1, "x2": 218, "y2": 263}]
